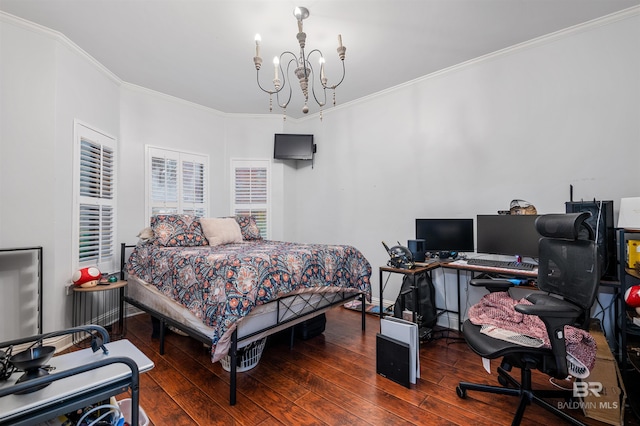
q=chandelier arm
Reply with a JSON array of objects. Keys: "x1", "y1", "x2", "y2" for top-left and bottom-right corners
[
  {"x1": 334, "y1": 60, "x2": 347, "y2": 89},
  {"x1": 255, "y1": 70, "x2": 281, "y2": 95},
  {"x1": 326, "y1": 59, "x2": 346, "y2": 90},
  {"x1": 274, "y1": 57, "x2": 298, "y2": 109},
  {"x1": 306, "y1": 49, "x2": 345, "y2": 90},
  {"x1": 274, "y1": 80, "x2": 293, "y2": 109},
  {"x1": 306, "y1": 62, "x2": 327, "y2": 108}
]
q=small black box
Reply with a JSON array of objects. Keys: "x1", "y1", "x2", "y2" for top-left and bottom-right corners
[{"x1": 295, "y1": 313, "x2": 326, "y2": 340}]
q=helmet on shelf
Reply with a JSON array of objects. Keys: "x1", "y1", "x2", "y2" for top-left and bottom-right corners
[
  {"x1": 624, "y1": 285, "x2": 640, "y2": 308},
  {"x1": 382, "y1": 241, "x2": 415, "y2": 269}
]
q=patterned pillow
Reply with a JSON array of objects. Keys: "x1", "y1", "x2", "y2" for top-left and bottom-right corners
[
  {"x1": 235, "y1": 215, "x2": 263, "y2": 240},
  {"x1": 151, "y1": 214, "x2": 209, "y2": 247}
]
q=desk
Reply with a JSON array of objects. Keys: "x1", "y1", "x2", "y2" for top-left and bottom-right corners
[
  {"x1": 442, "y1": 260, "x2": 538, "y2": 331},
  {"x1": 378, "y1": 264, "x2": 440, "y2": 326},
  {"x1": 444, "y1": 259, "x2": 538, "y2": 279},
  {"x1": 0, "y1": 339, "x2": 153, "y2": 426}
]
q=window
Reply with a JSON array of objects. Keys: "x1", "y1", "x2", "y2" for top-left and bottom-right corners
[
  {"x1": 231, "y1": 159, "x2": 270, "y2": 238},
  {"x1": 73, "y1": 121, "x2": 117, "y2": 273},
  {"x1": 146, "y1": 146, "x2": 209, "y2": 219}
]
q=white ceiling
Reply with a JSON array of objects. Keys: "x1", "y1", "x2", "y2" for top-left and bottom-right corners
[{"x1": 1, "y1": 0, "x2": 638, "y2": 118}]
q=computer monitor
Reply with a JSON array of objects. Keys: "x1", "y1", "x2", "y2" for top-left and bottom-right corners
[
  {"x1": 415, "y1": 219, "x2": 475, "y2": 252},
  {"x1": 476, "y1": 214, "x2": 540, "y2": 259}
]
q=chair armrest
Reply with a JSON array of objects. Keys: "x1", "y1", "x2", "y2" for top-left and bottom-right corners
[
  {"x1": 469, "y1": 278, "x2": 514, "y2": 293},
  {"x1": 514, "y1": 304, "x2": 581, "y2": 320},
  {"x1": 514, "y1": 300, "x2": 582, "y2": 379}
]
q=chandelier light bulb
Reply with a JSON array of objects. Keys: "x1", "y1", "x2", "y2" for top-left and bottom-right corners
[
  {"x1": 254, "y1": 34, "x2": 261, "y2": 57},
  {"x1": 273, "y1": 56, "x2": 280, "y2": 80},
  {"x1": 319, "y1": 57, "x2": 326, "y2": 80}
]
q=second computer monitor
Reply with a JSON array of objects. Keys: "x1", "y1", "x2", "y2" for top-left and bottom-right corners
[
  {"x1": 476, "y1": 214, "x2": 540, "y2": 259},
  {"x1": 415, "y1": 219, "x2": 475, "y2": 253}
]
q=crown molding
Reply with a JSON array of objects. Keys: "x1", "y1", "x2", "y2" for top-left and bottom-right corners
[
  {"x1": 3, "y1": 5, "x2": 638, "y2": 122},
  {"x1": 1, "y1": 11, "x2": 121, "y2": 86},
  {"x1": 333, "y1": 5, "x2": 640, "y2": 113}
]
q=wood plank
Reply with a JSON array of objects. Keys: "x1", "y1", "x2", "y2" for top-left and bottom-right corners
[{"x1": 63, "y1": 306, "x2": 630, "y2": 426}]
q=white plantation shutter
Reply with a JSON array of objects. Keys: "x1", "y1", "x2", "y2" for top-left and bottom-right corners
[
  {"x1": 231, "y1": 159, "x2": 270, "y2": 238},
  {"x1": 147, "y1": 147, "x2": 208, "y2": 219},
  {"x1": 181, "y1": 159, "x2": 206, "y2": 216},
  {"x1": 150, "y1": 154, "x2": 179, "y2": 215},
  {"x1": 74, "y1": 122, "x2": 117, "y2": 273}
]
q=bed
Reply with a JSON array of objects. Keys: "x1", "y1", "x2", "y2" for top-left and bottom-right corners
[{"x1": 122, "y1": 214, "x2": 372, "y2": 405}]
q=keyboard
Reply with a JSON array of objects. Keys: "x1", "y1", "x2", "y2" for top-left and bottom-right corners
[{"x1": 465, "y1": 258, "x2": 536, "y2": 271}]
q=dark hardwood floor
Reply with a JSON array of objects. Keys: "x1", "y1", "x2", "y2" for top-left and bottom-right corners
[{"x1": 114, "y1": 307, "x2": 634, "y2": 426}]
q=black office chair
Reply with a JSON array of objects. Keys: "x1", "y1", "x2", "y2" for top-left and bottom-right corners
[{"x1": 456, "y1": 212, "x2": 599, "y2": 426}]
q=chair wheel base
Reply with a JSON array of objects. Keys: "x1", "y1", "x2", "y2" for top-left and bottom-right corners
[
  {"x1": 456, "y1": 385, "x2": 467, "y2": 399},
  {"x1": 498, "y1": 375, "x2": 510, "y2": 387}
]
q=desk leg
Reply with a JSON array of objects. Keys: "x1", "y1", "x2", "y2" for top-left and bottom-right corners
[
  {"x1": 119, "y1": 286, "x2": 126, "y2": 338},
  {"x1": 412, "y1": 274, "x2": 419, "y2": 324},
  {"x1": 379, "y1": 268, "x2": 384, "y2": 330},
  {"x1": 457, "y1": 270, "x2": 462, "y2": 332}
]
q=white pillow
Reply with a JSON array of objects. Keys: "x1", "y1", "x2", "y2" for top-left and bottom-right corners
[{"x1": 200, "y1": 218, "x2": 243, "y2": 246}]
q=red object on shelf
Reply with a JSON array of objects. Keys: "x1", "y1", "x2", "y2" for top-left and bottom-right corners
[
  {"x1": 72, "y1": 267, "x2": 101, "y2": 288},
  {"x1": 624, "y1": 285, "x2": 640, "y2": 308}
]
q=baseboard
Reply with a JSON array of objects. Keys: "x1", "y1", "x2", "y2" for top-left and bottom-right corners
[
  {"x1": 10, "y1": 334, "x2": 75, "y2": 354},
  {"x1": 437, "y1": 311, "x2": 460, "y2": 330}
]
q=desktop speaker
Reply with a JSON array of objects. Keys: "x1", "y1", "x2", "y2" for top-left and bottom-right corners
[
  {"x1": 407, "y1": 239, "x2": 426, "y2": 262},
  {"x1": 565, "y1": 201, "x2": 616, "y2": 280}
]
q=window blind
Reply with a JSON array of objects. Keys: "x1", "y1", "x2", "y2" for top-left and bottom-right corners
[
  {"x1": 232, "y1": 160, "x2": 269, "y2": 238},
  {"x1": 75, "y1": 123, "x2": 117, "y2": 273},
  {"x1": 147, "y1": 147, "x2": 208, "y2": 219}
]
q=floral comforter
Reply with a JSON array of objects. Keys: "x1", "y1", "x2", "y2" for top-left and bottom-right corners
[{"x1": 126, "y1": 240, "x2": 371, "y2": 361}]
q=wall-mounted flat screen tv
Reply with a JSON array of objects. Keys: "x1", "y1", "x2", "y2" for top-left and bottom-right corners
[{"x1": 274, "y1": 133, "x2": 315, "y2": 160}]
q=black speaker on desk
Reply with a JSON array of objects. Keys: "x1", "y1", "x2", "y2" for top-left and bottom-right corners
[
  {"x1": 565, "y1": 200, "x2": 616, "y2": 279},
  {"x1": 408, "y1": 239, "x2": 426, "y2": 262}
]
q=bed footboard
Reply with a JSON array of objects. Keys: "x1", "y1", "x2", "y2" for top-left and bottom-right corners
[{"x1": 124, "y1": 291, "x2": 365, "y2": 405}]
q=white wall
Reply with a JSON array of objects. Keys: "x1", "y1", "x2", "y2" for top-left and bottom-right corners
[
  {"x1": 118, "y1": 87, "x2": 227, "y2": 240},
  {"x1": 1, "y1": 16, "x2": 120, "y2": 334},
  {"x1": 117, "y1": 88, "x2": 286, "y2": 241},
  {"x1": 285, "y1": 12, "x2": 640, "y2": 330},
  {"x1": 223, "y1": 115, "x2": 287, "y2": 239},
  {"x1": 1, "y1": 10, "x2": 638, "y2": 338}
]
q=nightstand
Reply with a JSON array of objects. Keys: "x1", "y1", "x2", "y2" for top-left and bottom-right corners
[{"x1": 72, "y1": 280, "x2": 127, "y2": 343}]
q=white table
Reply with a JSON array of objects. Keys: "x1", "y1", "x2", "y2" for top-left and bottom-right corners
[{"x1": 0, "y1": 339, "x2": 154, "y2": 425}]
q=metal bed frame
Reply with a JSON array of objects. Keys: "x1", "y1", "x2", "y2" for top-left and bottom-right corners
[{"x1": 120, "y1": 243, "x2": 367, "y2": 405}]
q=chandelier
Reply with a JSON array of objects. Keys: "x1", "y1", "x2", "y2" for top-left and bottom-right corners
[{"x1": 253, "y1": 6, "x2": 346, "y2": 118}]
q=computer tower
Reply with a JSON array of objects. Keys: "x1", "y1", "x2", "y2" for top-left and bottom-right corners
[{"x1": 565, "y1": 201, "x2": 616, "y2": 280}]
